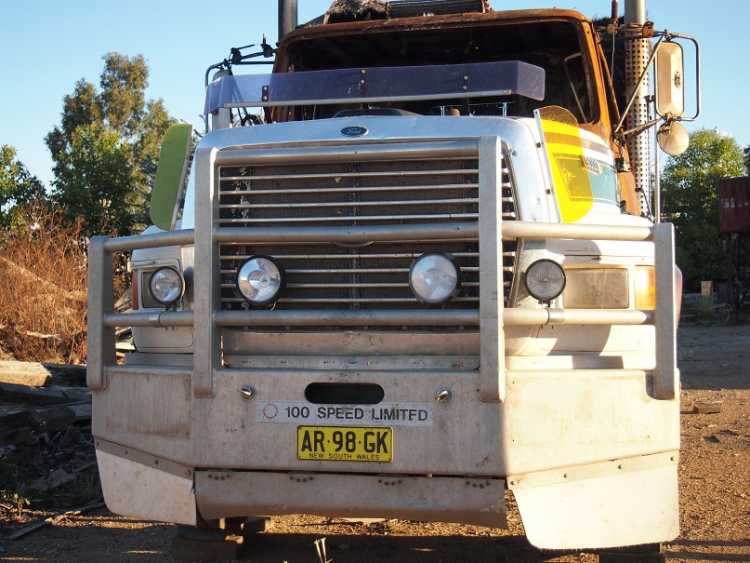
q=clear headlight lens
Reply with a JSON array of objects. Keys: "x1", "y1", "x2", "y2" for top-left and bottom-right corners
[
  {"x1": 148, "y1": 267, "x2": 184, "y2": 306},
  {"x1": 409, "y1": 253, "x2": 459, "y2": 304},
  {"x1": 563, "y1": 267, "x2": 629, "y2": 309},
  {"x1": 525, "y1": 259, "x2": 566, "y2": 302},
  {"x1": 237, "y1": 256, "x2": 283, "y2": 305}
]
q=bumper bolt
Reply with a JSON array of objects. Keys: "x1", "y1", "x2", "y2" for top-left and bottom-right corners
[
  {"x1": 240, "y1": 384, "x2": 256, "y2": 400},
  {"x1": 435, "y1": 387, "x2": 451, "y2": 402}
]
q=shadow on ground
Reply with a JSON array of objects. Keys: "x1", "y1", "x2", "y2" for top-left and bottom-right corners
[
  {"x1": 8, "y1": 517, "x2": 750, "y2": 563},
  {"x1": 679, "y1": 325, "x2": 750, "y2": 390}
]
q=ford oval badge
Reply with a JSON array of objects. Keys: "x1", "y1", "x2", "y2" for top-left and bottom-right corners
[{"x1": 341, "y1": 126, "x2": 368, "y2": 137}]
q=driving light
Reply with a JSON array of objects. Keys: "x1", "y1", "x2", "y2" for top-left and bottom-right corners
[
  {"x1": 525, "y1": 259, "x2": 566, "y2": 302},
  {"x1": 237, "y1": 256, "x2": 283, "y2": 305},
  {"x1": 409, "y1": 253, "x2": 459, "y2": 304},
  {"x1": 657, "y1": 120, "x2": 689, "y2": 156},
  {"x1": 148, "y1": 267, "x2": 184, "y2": 306}
]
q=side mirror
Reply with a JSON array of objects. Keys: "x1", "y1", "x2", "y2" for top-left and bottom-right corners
[
  {"x1": 150, "y1": 123, "x2": 193, "y2": 230},
  {"x1": 655, "y1": 42, "x2": 685, "y2": 118}
]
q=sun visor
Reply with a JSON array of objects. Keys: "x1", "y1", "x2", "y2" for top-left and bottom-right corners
[{"x1": 204, "y1": 60, "x2": 545, "y2": 114}]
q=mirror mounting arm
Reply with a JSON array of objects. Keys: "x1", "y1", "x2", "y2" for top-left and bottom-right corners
[
  {"x1": 614, "y1": 33, "x2": 667, "y2": 135},
  {"x1": 621, "y1": 116, "x2": 661, "y2": 139}
]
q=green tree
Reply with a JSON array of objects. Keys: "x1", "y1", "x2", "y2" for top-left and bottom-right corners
[
  {"x1": 0, "y1": 145, "x2": 45, "y2": 228},
  {"x1": 46, "y1": 53, "x2": 174, "y2": 236},
  {"x1": 744, "y1": 145, "x2": 750, "y2": 174},
  {"x1": 662, "y1": 129, "x2": 745, "y2": 288}
]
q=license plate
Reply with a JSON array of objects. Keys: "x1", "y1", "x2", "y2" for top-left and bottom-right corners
[{"x1": 297, "y1": 426, "x2": 393, "y2": 462}]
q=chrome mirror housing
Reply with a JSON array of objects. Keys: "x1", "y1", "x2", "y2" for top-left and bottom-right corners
[{"x1": 655, "y1": 41, "x2": 685, "y2": 118}]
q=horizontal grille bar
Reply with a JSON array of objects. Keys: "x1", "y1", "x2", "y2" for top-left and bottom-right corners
[
  {"x1": 214, "y1": 223, "x2": 479, "y2": 243},
  {"x1": 222, "y1": 268, "x2": 506, "y2": 275},
  {"x1": 279, "y1": 297, "x2": 479, "y2": 304},
  {"x1": 215, "y1": 140, "x2": 480, "y2": 165},
  {"x1": 222, "y1": 282, "x2": 482, "y2": 289},
  {"x1": 220, "y1": 185, "x2": 481, "y2": 196},
  {"x1": 288, "y1": 267, "x2": 478, "y2": 274},
  {"x1": 219, "y1": 197, "x2": 479, "y2": 209},
  {"x1": 219, "y1": 168, "x2": 480, "y2": 181},
  {"x1": 215, "y1": 309, "x2": 480, "y2": 327},
  {"x1": 288, "y1": 282, "x2": 481, "y2": 289},
  {"x1": 219, "y1": 251, "x2": 499, "y2": 260},
  {"x1": 218, "y1": 213, "x2": 483, "y2": 224}
]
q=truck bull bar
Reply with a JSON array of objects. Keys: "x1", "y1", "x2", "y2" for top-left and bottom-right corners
[{"x1": 88, "y1": 137, "x2": 677, "y2": 403}]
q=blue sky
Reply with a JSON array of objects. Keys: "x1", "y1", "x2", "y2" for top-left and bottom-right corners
[{"x1": 0, "y1": 0, "x2": 744, "y2": 186}]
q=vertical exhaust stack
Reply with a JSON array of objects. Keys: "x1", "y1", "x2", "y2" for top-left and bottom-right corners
[
  {"x1": 279, "y1": 0, "x2": 298, "y2": 41},
  {"x1": 625, "y1": 0, "x2": 651, "y2": 214}
]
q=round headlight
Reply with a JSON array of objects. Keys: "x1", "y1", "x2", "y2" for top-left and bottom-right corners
[
  {"x1": 149, "y1": 267, "x2": 184, "y2": 306},
  {"x1": 409, "y1": 253, "x2": 460, "y2": 304},
  {"x1": 237, "y1": 256, "x2": 283, "y2": 305},
  {"x1": 524, "y1": 259, "x2": 566, "y2": 302}
]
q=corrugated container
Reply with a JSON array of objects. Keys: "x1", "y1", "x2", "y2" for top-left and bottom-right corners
[{"x1": 719, "y1": 177, "x2": 750, "y2": 234}]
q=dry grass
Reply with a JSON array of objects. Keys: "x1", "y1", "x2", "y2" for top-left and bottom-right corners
[{"x1": 0, "y1": 207, "x2": 88, "y2": 363}]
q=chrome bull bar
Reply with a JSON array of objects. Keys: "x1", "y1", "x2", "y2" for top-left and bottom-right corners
[{"x1": 88, "y1": 137, "x2": 677, "y2": 404}]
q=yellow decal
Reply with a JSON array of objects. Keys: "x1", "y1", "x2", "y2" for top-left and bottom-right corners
[{"x1": 540, "y1": 119, "x2": 594, "y2": 223}]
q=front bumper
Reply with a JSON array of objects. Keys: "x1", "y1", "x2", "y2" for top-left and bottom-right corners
[
  {"x1": 96, "y1": 436, "x2": 679, "y2": 549},
  {"x1": 95, "y1": 438, "x2": 506, "y2": 528}
]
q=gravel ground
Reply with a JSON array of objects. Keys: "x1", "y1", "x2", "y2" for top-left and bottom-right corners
[{"x1": 2, "y1": 325, "x2": 749, "y2": 563}]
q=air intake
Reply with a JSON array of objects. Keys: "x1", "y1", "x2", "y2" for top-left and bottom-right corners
[{"x1": 388, "y1": 0, "x2": 489, "y2": 17}]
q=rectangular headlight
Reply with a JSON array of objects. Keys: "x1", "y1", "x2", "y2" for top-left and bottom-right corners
[{"x1": 563, "y1": 267, "x2": 629, "y2": 309}]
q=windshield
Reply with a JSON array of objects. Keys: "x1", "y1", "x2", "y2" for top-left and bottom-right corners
[
  {"x1": 276, "y1": 19, "x2": 598, "y2": 122},
  {"x1": 204, "y1": 60, "x2": 545, "y2": 115}
]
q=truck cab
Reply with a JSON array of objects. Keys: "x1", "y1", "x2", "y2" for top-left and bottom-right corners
[{"x1": 88, "y1": 0, "x2": 693, "y2": 551}]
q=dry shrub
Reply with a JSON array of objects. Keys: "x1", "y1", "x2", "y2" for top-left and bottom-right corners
[{"x1": 0, "y1": 206, "x2": 88, "y2": 363}]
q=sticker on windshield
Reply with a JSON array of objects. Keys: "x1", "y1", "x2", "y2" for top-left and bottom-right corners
[{"x1": 536, "y1": 109, "x2": 618, "y2": 223}]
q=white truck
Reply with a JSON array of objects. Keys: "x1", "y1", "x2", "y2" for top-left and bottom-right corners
[{"x1": 87, "y1": 0, "x2": 700, "y2": 554}]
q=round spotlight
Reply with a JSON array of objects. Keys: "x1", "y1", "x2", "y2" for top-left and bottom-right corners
[
  {"x1": 524, "y1": 259, "x2": 566, "y2": 302},
  {"x1": 149, "y1": 267, "x2": 185, "y2": 306},
  {"x1": 409, "y1": 253, "x2": 460, "y2": 304},
  {"x1": 237, "y1": 256, "x2": 283, "y2": 305},
  {"x1": 657, "y1": 120, "x2": 689, "y2": 156}
]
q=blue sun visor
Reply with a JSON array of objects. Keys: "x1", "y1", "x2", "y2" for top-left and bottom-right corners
[{"x1": 204, "y1": 60, "x2": 545, "y2": 114}]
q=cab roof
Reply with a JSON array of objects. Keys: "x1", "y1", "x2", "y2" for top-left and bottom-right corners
[{"x1": 279, "y1": 8, "x2": 591, "y2": 50}]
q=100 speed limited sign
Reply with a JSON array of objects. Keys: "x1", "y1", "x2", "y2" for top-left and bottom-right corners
[{"x1": 256, "y1": 401, "x2": 433, "y2": 427}]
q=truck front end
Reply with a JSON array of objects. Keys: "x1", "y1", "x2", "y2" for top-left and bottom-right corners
[{"x1": 88, "y1": 5, "x2": 690, "y2": 550}]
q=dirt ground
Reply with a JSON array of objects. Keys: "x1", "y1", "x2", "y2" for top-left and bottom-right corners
[{"x1": 2, "y1": 325, "x2": 749, "y2": 563}]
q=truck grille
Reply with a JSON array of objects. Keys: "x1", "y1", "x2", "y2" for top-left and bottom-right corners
[{"x1": 217, "y1": 144, "x2": 517, "y2": 326}]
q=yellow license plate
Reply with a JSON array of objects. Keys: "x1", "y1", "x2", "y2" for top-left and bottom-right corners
[{"x1": 297, "y1": 426, "x2": 393, "y2": 462}]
